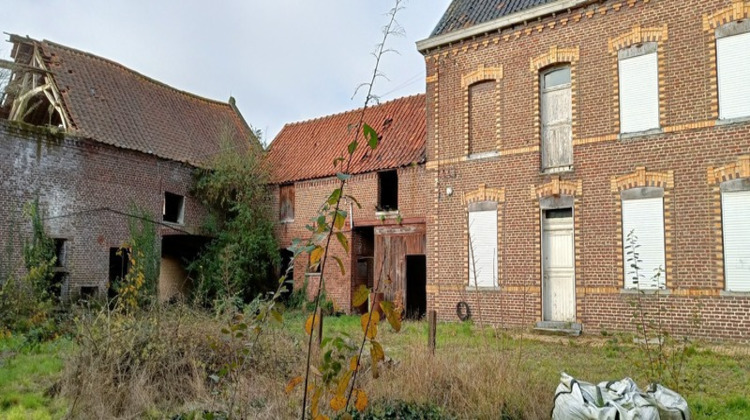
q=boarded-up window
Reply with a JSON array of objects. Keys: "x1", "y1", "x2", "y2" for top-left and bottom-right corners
[
  {"x1": 468, "y1": 202, "x2": 498, "y2": 288},
  {"x1": 622, "y1": 196, "x2": 666, "y2": 289},
  {"x1": 540, "y1": 66, "x2": 572, "y2": 171},
  {"x1": 722, "y1": 189, "x2": 750, "y2": 292},
  {"x1": 619, "y1": 44, "x2": 660, "y2": 133},
  {"x1": 469, "y1": 80, "x2": 496, "y2": 155},
  {"x1": 717, "y1": 24, "x2": 750, "y2": 120},
  {"x1": 279, "y1": 184, "x2": 295, "y2": 222}
]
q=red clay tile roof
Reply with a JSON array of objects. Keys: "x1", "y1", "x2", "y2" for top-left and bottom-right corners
[
  {"x1": 12, "y1": 36, "x2": 254, "y2": 166},
  {"x1": 266, "y1": 94, "x2": 425, "y2": 184}
]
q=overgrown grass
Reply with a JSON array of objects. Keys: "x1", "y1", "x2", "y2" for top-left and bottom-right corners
[
  {"x1": 0, "y1": 335, "x2": 71, "y2": 419},
  {"x1": 2, "y1": 310, "x2": 749, "y2": 419}
]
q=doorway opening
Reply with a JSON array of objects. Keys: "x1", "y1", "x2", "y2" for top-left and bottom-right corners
[{"x1": 405, "y1": 255, "x2": 427, "y2": 319}]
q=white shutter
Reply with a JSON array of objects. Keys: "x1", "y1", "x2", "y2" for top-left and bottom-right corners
[
  {"x1": 468, "y1": 209, "x2": 498, "y2": 287},
  {"x1": 619, "y1": 52, "x2": 660, "y2": 133},
  {"x1": 622, "y1": 197, "x2": 666, "y2": 289},
  {"x1": 717, "y1": 32, "x2": 750, "y2": 120},
  {"x1": 722, "y1": 190, "x2": 750, "y2": 292}
]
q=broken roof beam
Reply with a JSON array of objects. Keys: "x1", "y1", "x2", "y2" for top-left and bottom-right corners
[{"x1": 0, "y1": 58, "x2": 51, "y2": 74}]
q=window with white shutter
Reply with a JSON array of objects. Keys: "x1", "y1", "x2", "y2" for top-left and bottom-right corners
[
  {"x1": 618, "y1": 44, "x2": 660, "y2": 133},
  {"x1": 622, "y1": 195, "x2": 666, "y2": 289},
  {"x1": 717, "y1": 23, "x2": 750, "y2": 120},
  {"x1": 722, "y1": 189, "x2": 750, "y2": 292},
  {"x1": 468, "y1": 203, "x2": 498, "y2": 288}
]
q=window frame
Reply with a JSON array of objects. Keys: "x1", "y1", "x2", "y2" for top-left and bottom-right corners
[
  {"x1": 617, "y1": 42, "x2": 661, "y2": 134},
  {"x1": 467, "y1": 201, "x2": 499, "y2": 289},
  {"x1": 279, "y1": 184, "x2": 295, "y2": 223},
  {"x1": 163, "y1": 191, "x2": 186, "y2": 225},
  {"x1": 620, "y1": 188, "x2": 667, "y2": 290},
  {"x1": 720, "y1": 178, "x2": 750, "y2": 292},
  {"x1": 539, "y1": 65, "x2": 573, "y2": 173},
  {"x1": 715, "y1": 20, "x2": 750, "y2": 121}
]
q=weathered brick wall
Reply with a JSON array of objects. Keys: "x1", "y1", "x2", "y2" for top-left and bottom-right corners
[
  {"x1": 273, "y1": 164, "x2": 429, "y2": 311},
  {"x1": 424, "y1": 0, "x2": 750, "y2": 341},
  {"x1": 0, "y1": 121, "x2": 207, "y2": 299}
]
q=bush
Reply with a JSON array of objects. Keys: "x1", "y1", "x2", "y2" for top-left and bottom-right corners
[
  {"x1": 347, "y1": 400, "x2": 450, "y2": 419},
  {"x1": 61, "y1": 304, "x2": 303, "y2": 418}
]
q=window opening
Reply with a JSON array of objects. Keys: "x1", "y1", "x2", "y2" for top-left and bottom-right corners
[
  {"x1": 618, "y1": 43, "x2": 659, "y2": 133},
  {"x1": 163, "y1": 192, "x2": 185, "y2": 224},
  {"x1": 378, "y1": 170, "x2": 398, "y2": 211},
  {"x1": 544, "y1": 208, "x2": 573, "y2": 219}
]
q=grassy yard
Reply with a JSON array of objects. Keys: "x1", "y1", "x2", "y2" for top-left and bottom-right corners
[
  {"x1": 0, "y1": 336, "x2": 71, "y2": 419},
  {"x1": 1, "y1": 311, "x2": 749, "y2": 419}
]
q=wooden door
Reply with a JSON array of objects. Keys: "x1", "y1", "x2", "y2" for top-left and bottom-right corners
[{"x1": 542, "y1": 209, "x2": 576, "y2": 322}]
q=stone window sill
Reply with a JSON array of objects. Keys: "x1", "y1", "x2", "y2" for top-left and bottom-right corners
[
  {"x1": 466, "y1": 151, "x2": 500, "y2": 161},
  {"x1": 279, "y1": 218, "x2": 295, "y2": 224},
  {"x1": 716, "y1": 115, "x2": 750, "y2": 127},
  {"x1": 541, "y1": 165, "x2": 574, "y2": 175},
  {"x1": 620, "y1": 288, "x2": 670, "y2": 295},
  {"x1": 466, "y1": 286, "x2": 501, "y2": 292},
  {"x1": 619, "y1": 127, "x2": 663, "y2": 140},
  {"x1": 721, "y1": 291, "x2": 750, "y2": 297}
]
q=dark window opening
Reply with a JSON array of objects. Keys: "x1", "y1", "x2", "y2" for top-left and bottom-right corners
[
  {"x1": 108, "y1": 247, "x2": 130, "y2": 299},
  {"x1": 279, "y1": 184, "x2": 295, "y2": 222},
  {"x1": 163, "y1": 192, "x2": 185, "y2": 224},
  {"x1": 545, "y1": 208, "x2": 573, "y2": 219},
  {"x1": 53, "y1": 238, "x2": 67, "y2": 267},
  {"x1": 378, "y1": 170, "x2": 398, "y2": 211}
]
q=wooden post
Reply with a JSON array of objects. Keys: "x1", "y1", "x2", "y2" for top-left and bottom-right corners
[
  {"x1": 316, "y1": 308, "x2": 324, "y2": 347},
  {"x1": 428, "y1": 310, "x2": 437, "y2": 355}
]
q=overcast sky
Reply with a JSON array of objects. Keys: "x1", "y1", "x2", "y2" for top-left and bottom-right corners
[{"x1": 0, "y1": 0, "x2": 451, "y2": 143}]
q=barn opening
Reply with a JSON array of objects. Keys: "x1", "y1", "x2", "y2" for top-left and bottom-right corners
[{"x1": 405, "y1": 254, "x2": 427, "y2": 319}]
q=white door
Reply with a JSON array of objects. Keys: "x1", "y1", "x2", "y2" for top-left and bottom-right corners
[{"x1": 542, "y1": 209, "x2": 576, "y2": 322}]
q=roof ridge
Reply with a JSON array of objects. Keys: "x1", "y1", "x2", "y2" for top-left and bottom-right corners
[
  {"x1": 283, "y1": 93, "x2": 425, "y2": 128},
  {"x1": 38, "y1": 38, "x2": 235, "y2": 109}
]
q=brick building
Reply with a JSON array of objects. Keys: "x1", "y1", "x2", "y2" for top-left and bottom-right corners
[
  {"x1": 0, "y1": 35, "x2": 254, "y2": 301},
  {"x1": 266, "y1": 95, "x2": 429, "y2": 316},
  {"x1": 418, "y1": 0, "x2": 750, "y2": 341}
]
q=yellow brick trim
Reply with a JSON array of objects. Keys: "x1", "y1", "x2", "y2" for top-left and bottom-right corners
[
  {"x1": 709, "y1": 185, "x2": 726, "y2": 289},
  {"x1": 460, "y1": 64, "x2": 504, "y2": 88},
  {"x1": 502, "y1": 286, "x2": 542, "y2": 294},
  {"x1": 501, "y1": 146, "x2": 539, "y2": 156},
  {"x1": 665, "y1": 120, "x2": 717, "y2": 133},
  {"x1": 608, "y1": 25, "x2": 669, "y2": 54},
  {"x1": 529, "y1": 45, "x2": 580, "y2": 72},
  {"x1": 583, "y1": 287, "x2": 621, "y2": 295},
  {"x1": 611, "y1": 166, "x2": 675, "y2": 193},
  {"x1": 573, "y1": 134, "x2": 619, "y2": 146},
  {"x1": 425, "y1": 74, "x2": 438, "y2": 84},
  {"x1": 707, "y1": 155, "x2": 750, "y2": 185},
  {"x1": 703, "y1": 0, "x2": 750, "y2": 32},
  {"x1": 671, "y1": 289, "x2": 722, "y2": 297},
  {"x1": 532, "y1": 176, "x2": 583, "y2": 200},
  {"x1": 463, "y1": 183, "x2": 506, "y2": 205}
]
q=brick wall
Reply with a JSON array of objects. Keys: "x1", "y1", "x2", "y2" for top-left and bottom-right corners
[
  {"x1": 423, "y1": 0, "x2": 750, "y2": 341},
  {"x1": 0, "y1": 121, "x2": 207, "y2": 299},
  {"x1": 273, "y1": 164, "x2": 429, "y2": 311}
]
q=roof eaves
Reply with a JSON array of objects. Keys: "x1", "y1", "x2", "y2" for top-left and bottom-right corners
[{"x1": 417, "y1": 0, "x2": 594, "y2": 53}]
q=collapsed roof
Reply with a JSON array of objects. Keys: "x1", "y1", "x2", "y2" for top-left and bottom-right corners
[{"x1": 0, "y1": 34, "x2": 254, "y2": 166}]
